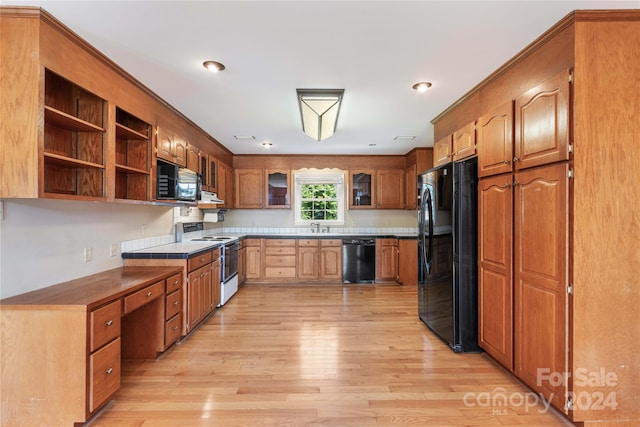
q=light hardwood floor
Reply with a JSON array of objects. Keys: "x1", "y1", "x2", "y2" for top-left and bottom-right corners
[{"x1": 89, "y1": 283, "x2": 571, "y2": 427}]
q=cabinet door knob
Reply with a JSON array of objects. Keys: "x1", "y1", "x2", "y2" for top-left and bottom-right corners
[
  {"x1": 173, "y1": 280, "x2": 179, "y2": 285},
  {"x1": 513, "y1": 181, "x2": 520, "y2": 186},
  {"x1": 513, "y1": 156, "x2": 519, "y2": 162},
  {"x1": 504, "y1": 159, "x2": 510, "y2": 164},
  {"x1": 174, "y1": 301, "x2": 179, "y2": 306},
  {"x1": 172, "y1": 326, "x2": 179, "y2": 331},
  {"x1": 106, "y1": 368, "x2": 113, "y2": 375},
  {"x1": 502, "y1": 183, "x2": 510, "y2": 188},
  {"x1": 146, "y1": 291, "x2": 153, "y2": 297},
  {"x1": 105, "y1": 320, "x2": 113, "y2": 327}
]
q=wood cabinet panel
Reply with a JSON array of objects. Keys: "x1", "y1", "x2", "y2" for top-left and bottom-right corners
[
  {"x1": 186, "y1": 144, "x2": 200, "y2": 173},
  {"x1": 405, "y1": 164, "x2": 417, "y2": 210},
  {"x1": 376, "y1": 169, "x2": 405, "y2": 209},
  {"x1": 514, "y1": 163, "x2": 568, "y2": 410},
  {"x1": 452, "y1": 121, "x2": 476, "y2": 161},
  {"x1": 265, "y1": 169, "x2": 290, "y2": 208},
  {"x1": 123, "y1": 280, "x2": 164, "y2": 314},
  {"x1": 477, "y1": 101, "x2": 514, "y2": 178},
  {"x1": 397, "y1": 239, "x2": 418, "y2": 286},
  {"x1": 188, "y1": 251, "x2": 213, "y2": 271},
  {"x1": 320, "y1": 245, "x2": 342, "y2": 281},
  {"x1": 245, "y1": 245, "x2": 262, "y2": 280},
  {"x1": 376, "y1": 238, "x2": 398, "y2": 281},
  {"x1": 478, "y1": 175, "x2": 514, "y2": 369},
  {"x1": 298, "y1": 246, "x2": 319, "y2": 280},
  {"x1": 164, "y1": 314, "x2": 182, "y2": 347},
  {"x1": 514, "y1": 69, "x2": 570, "y2": 170},
  {"x1": 235, "y1": 169, "x2": 264, "y2": 208},
  {"x1": 90, "y1": 300, "x2": 122, "y2": 352},
  {"x1": 89, "y1": 337, "x2": 121, "y2": 412},
  {"x1": 433, "y1": 135, "x2": 452, "y2": 166},
  {"x1": 165, "y1": 290, "x2": 182, "y2": 320},
  {"x1": 349, "y1": 170, "x2": 375, "y2": 208}
]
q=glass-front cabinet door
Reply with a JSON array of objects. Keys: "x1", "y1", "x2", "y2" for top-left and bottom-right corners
[
  {"x1": 265, "y1": 170, "x2": 290, "y2": 208},
  {"x1": 349, "y1": 170, "x2": 375, "y2": 208}
]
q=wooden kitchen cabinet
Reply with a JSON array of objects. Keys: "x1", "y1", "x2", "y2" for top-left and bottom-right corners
[
  {"x1": 157, "y1": 126, "x2": 187, "y2": 167},
  {"x1": 217, "y1": 162, "x2": 235, "y2": 208},
  {"x1": 265, "y1": 169, "x2": 291, "y2": 208},
  {"x1": 478, "y1": 174, "x2": 514, "y2": 370},
  {"x1": 477, "y1": 101, "x2": 514, "y2": 178},
  {"x1": 404, "y1": 164, "x2": 417, "y2": 210},
  {"x1": 244, "y1": 239, "x2": 263, "y2": 281},
  {"x1": 238, "y1": 239, "x2": 246, "y2": 285},
  {"x1": 433, "y1": 135, "x2": 452, "y2": 166},
  {"x1": 376, "y1": 169, "x2": 405, "y2": 209},
  {"x1": 186, "y1": 144, "x2": 200, "y2": 173},
  {"x1": 320, "y1": 239, "x2": 342, "y2": 282},
  {"x1": 349, "y1": 170, "x2": 375, "y2": 208},
  {"x1": 514, "y1": 70, "x2": 570, "y2": 171},
  {"x1": 375, "y1": 238, "x2": 398, "y2": 282},
  {"x1": 264, "y1": 239, "x2": 297, "y2": 280},
  {"x1": 514, "y1": 163, "x2": 569, "y2": 410},
  {"x1": 298, "y1": 239, "x2": 320, "y2": 280},
  {"x1": 114, "y1": 108, "x2": 151, "y2": 201},
  {"x1": 200, "y1": 152, "x2": 219, "y2": 194},
  {"x1": 235, "y1": 169, "x2": 263, "y2": 208},
  {"x1": 43, "y1": 70, "x2": 106, "y2": 199},
  {"x1": 452, "y1": 121, "x2": 476, "y2": 161}
]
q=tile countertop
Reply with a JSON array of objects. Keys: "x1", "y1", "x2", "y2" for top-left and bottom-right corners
[{"x1": 122, "y1": 233, "x2": 418, "y2": 259}]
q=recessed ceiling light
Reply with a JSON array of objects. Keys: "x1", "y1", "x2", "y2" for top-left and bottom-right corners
[
  {"x1": 261, "y1": 142, "x2": 273, "y2": 149},
  {"x1": 412, "y1": 81, "x2": 432, "y2": 92},
  {"x1": 203, "y1": 60, "x2": 226, "y2": 73},
  {"x1": 394, "y1": 136, "x2": 416, "y2": 141},
  {"x1": 233, "y1": 135, "x2": 255, "y2": 140}
]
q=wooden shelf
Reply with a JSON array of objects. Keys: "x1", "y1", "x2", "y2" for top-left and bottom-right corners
[
  {"x1": 44, "y1": 106, "x2": 104, "y2": 133},
  {"x1": 115, "y1": 164, "x2": 149, "y2": 175},
  {"x1": 44, "y1": 152, "x2": 105, "y2": 169},
  {"x1": 116, "y1": 123, "x2": 148, "y2": 140}
]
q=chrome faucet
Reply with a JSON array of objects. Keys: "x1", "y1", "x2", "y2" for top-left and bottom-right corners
[{"x1": 310, "y1": 222, "x2": 320, "y2": 233}]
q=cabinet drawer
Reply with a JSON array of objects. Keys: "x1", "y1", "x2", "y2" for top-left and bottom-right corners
[
  {"x1": 265, "y1": 255, "x2": 296, "y2": 267},
  {"x1": 211, "y1": 247, "x2": 221, "y2": 260},
  {"x1": 166, "y1": 272, "x2": 182, "y2": 293},
  {"x1": 123, "y1": 281, "x2": 164, "y2": 314},
  {"x1": 165, "y1": 289, "x2": 182, "y2": 320},
  {"x1": 90, "y1": 300, "x2": 121, "y2": 352},
  {"x1": 188, "y1": 251, "x2": 213, "y2": 271},
  {"x1": 321, "y1": 239, "x2": 342, "y2": 247},
  {"x1": 89, "y1": 337, "x2": 121, "y2": 413},
  {"x1": 265, "y1": 267, "x2": 297, "y2": 278},
  {"x1": 377, "y1": 238, "x2": 398, "y2": 246},
  {"x1": 265, "y1": 247, "x2": 296, "y2": 255},
  {"x1": 165, "y1": 314, "x2": 182, "y2": 346},
  {"x1": 244, "y1": 238, "x2": 261, "y2": 246},
  {"x1": 298, "y1": 239, "x2": 319, "y2": 247},
  {"x1": 265, "y1": 239, "x2": 296, "y2": 247}
]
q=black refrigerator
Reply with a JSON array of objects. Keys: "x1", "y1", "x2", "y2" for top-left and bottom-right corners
[{"x1": 417, "y1": 157, "x2": 479, "y2": 353}]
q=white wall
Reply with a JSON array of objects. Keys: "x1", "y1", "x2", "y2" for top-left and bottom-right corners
[
  {"x1": 0, "y1": 200, "x2": 417, "y2": 299},
  {"x1": 225, "y1": 208, "x2": 417, "y2": 229},
  {"x1": 0, "y1": 199, "x2": 173, "y2": 299}
]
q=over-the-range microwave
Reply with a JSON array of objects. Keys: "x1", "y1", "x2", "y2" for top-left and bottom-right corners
[{"x1": 156, "y1": 159, "x2": 201, "y2": 201}]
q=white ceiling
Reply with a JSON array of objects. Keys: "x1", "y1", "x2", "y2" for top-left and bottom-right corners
[{"x1": 8, "y1": 1, "x2": 640, "y2": 155}]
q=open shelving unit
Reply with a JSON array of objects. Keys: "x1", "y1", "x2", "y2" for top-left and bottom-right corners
[
  {"x1": 43, "y1": 70, "x2": 105, "y2": 198},
  {"x1": 115, "y1": 108, "x2": 151, "y2": 201}
]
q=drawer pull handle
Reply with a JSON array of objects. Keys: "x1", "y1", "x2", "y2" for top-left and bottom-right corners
[
  {"x1": 146, "y1": 291, "x2": 153, "y2": 297},
  {"x1": 105, "y1": 320, "x2": 113, "y2": 327},
  {"x1": 174, "y1": 280, "x2": 179, "y2": 285},
  {"x1": 173, "y1": 301, "x2": 179, "y2": 306},
  {"x1": 106, "y1": 368, "x2": 113, "y2": 375}
]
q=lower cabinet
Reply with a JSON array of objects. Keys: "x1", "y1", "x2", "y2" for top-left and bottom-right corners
[
  {"x1": 397, "y1": 239, "x2": 418, "y2": 286},
  {"x1": 245, "y1": 239, "x2": 263, "y2": 280},
  {"x1": 376, "y1": 238, "x2": 398, "y2": 282},
  {"x1": 186, "y1": 248, "x2": 220, "y2": 332},
  {"x1": 263, "y1": 239, "x2": 297, "y2": 279},
  {"x1": 319, "y1": 239, "x2": 342, "y2": 282},
  {"x1": 298, "y1": 239, "x2": 320, "y2": 280}
]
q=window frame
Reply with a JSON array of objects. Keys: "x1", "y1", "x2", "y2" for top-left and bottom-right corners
[{"x1": 293, "y1": 171, "x2": 346, "y2": 226}]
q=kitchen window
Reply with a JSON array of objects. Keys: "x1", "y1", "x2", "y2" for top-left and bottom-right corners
[{"x1": 294, "y1": 172, "x2": 345, "y2": 225}]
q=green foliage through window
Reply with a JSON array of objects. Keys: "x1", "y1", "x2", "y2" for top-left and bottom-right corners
[{"x1": 300, "y1": 184, "x2": 338, "y2": 221}]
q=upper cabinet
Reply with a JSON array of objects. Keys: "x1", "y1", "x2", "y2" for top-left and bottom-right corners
[
  {"x1": 349, "y1": 170, "x2": 375, "y2": 209},
  {"x1": 433, "y1": 135, "x2": 453, "y2": 166},
  {"x1": 514, "y1": 69, "x2": 571, "y2": 170},
  {"x1": 43, "y1": 70, "x2": 106, "y2": 200},
  {"x1": 376, "y1": 169, "x2": 405, "y2": 209},
  {"x1": 477, "y1": 101, "x2": 514, "y2": 177},
  {"x1": 452, "y1": 121, "x2": 476, "y2": 161},
  {"x1": 157, "y1": 127, "x2": 187, "y2": 167},
  {"x1": 186, "y1": 144, "x2": 199, "y2": 173},
  {"x1": 265, "y1": 170, "x2": 291, "y2": 208},
  {"x1": 235, "y1": 169, "x2": 264, "y2": 209},
  {"x1": 114, "y1": 108, "x2": 151, "y2": 201}
]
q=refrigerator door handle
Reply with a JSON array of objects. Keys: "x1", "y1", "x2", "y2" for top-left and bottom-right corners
[{"x1": 425, "y1": 188, "x2": 434, "y2": 274}]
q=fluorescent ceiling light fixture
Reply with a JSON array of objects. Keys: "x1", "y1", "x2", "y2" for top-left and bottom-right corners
[
  {"x1": 203, "y1": 61, "x2": 225, "y2": 72},
  {"x1": 233, "y1": 135, "x2": 255, "y2": 140},
  {"x1": 297, "y1": 89, "x2": 344, "y2": 141},
  {"x1": 394, "y1": 136, "x2": 416, "y2": 141}
]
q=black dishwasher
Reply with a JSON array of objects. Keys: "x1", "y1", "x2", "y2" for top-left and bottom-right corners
[{"x1": 342, "y1": 238, "x2": 376, "y2": 283}]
